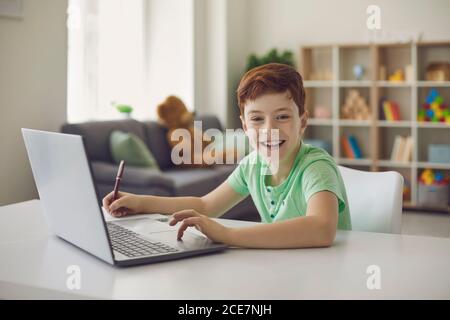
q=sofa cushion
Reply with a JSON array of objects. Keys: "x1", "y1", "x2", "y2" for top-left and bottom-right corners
[
  {"x1": 110, "y1": 130, "x2": 160, "y2": 169},
  {"x1": 61, "y1": 119, "x2": 147, "y2": 163},
  {"x1": 142, "y1": 121, "x2": 174, "y2": 170}
]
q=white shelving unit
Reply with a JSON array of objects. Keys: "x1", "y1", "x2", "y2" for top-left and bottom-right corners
[{"x1": 300, "y1": 42, "x2": 450, "y2": 211}]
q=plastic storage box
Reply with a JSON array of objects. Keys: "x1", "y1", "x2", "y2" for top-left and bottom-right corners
[
  {"x1": 418, "y1": 182, "x2": 449, "y2": 208},
  {"x1": 428, "y1": 144, "x2": 450, "y2": 163}
]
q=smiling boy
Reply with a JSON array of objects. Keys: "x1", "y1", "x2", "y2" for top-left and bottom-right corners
[{"x1": 103, "y1": 63, "x2": 351, "y2": 248}]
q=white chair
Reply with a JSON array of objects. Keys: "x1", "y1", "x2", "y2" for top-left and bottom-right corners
[{"x1": 338, "y1": 166, "x2": 404, "y2": 234}]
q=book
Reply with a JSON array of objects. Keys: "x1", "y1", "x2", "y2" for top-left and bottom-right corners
[
  {"x1": 390, "y1": 135, "x2": 405, "y2": 161},
  {"x1": 390, "y1": 135, "x2": 412, "y2": 162},
  {"x1": 342, "y1": 136, "x2": 355, "y2": 159},
  {"x1": 390, "y1": 102, "x2": 401, "y2": 121},
  {"x1": 401, "y1": 136, "x2": 413, "y2": 162},
  {"x1": 379, "y1": 98, "x2": 386, "y2": 120},
  {"x1": 381, "y1": 100, "x2": 401, "y2": 121},
  {"x1": 383, "y1": 101, "x2": 394, "y2": 121},
  {"x1": 348, "y1": 135, "x2": 362, "y2": 159}
]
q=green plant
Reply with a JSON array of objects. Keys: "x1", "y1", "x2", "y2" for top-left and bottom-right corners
[
  {"x1": 111, "y1": 101, "x2": 133, "y2": 114},
  {"x1": 246, "y1": 48, "x2": 295, "y2": 71}
]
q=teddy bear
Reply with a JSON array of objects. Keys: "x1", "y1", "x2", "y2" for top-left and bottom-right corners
[{"x1": 157, "y1": 95, "x2": 216, "y2": 168}]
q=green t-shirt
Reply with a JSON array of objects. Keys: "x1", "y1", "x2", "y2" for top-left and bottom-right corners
[{"x1": 227, "y1": 142, "x2": 352, "y2": 230}]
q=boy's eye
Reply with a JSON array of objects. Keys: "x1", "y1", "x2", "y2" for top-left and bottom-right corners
[
  {"x1": 250, "y1": 117, "x2": 263, "y2": 122},
  {"x1": 276, "y1": 114, "x2": 290, "y2": 120}
]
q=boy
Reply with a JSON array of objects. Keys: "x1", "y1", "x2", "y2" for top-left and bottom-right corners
[{"x1": 103, "y1": 63, "x2": 351, "y2": 248}]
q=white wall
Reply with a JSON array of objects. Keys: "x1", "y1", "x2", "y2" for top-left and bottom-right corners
[
  {"x1": 193, "y1": 0, "x2": 228, "y2": 126},
  {"x1": 145, "y1": 0, "x2": 194, "y2": 117},
  {"x1": 246, "y1": 0, "x2": 450, "y2": 54},
  {"x1": 0, "y1": 0, "x2": 68, "y2": 205},
  {"x1": 214, "y1": 0, "x2": 450, "y2": 128}
]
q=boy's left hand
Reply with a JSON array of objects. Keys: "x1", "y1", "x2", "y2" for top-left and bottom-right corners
[{"x1": 169, "y1": 209, "x2": 231, "y2": 243}]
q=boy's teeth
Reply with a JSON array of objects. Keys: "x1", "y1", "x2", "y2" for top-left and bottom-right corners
[{"x1": 262, "y1": 141, "x2": 283, "y2": 147}]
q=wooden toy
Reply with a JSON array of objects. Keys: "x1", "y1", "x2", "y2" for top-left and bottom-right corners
[
  {"x1": 425, "y1": 62, "x2": 450, "y2": 81},
  {"x1": 341, "y1": 89, "x2": 371, "y2": 120}
]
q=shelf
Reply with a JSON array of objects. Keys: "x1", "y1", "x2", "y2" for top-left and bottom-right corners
[
  {"x1": 403, "y1": 203, "x2": 450, "y2": 213},
  {"x1": 303, "y1": 81, "x2": 333, "y2": 88},
  {"x1": 301, "y1": 41, "x2": 450, "y2": 212},
  {"x1": 378, "y1": 160, "x2": 412, "y2": 168},
  {"x1": 339, "y1": 80, "x2": 372, "y2": 87},
  {"x1": 416, "y1": 162, "x2": 450, "y2": 170},
  {"x1": 377, "y1": 120, "x2": 412, "y2": 127},
  {"x1": 417, "y1": 81, "x2": 450, "y2": 87},
  {"x1": 339, "y1": 119, "x2": 371, "y2": 127},
  {"x1": 417, "y1": 122, "x2": 450, "y2": 129},
  {"x1": 376, "y1": 81, "x2": 413, "y2": 87},
  {"x1": 337, "y1": 158, "x2": 373, "y2": 166},
  {"x1": 308, "y1": 118, "x2": 333, "y2": 126}
]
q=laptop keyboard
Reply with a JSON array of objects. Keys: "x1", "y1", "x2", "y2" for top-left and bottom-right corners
[{"x1": 107, "y1": 223, "x2": 179, "y2": 258}]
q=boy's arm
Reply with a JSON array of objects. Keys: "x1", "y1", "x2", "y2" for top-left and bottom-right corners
[
  {"x1": 138, "y1": 181, "x2": 247, "y2": 218},
  {"x1": 171, "y1": 190, "x2": 338, "y2": 248},
  {"x1": 225, "y1": 191, "x2": 338, "y2": 248}
]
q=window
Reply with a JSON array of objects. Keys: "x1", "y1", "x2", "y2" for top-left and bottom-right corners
[{"x1": 67, "y1": 0, "x2": 193, "y2": 123}]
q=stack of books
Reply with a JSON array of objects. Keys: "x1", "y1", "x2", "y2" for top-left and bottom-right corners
[
  {"x1": 380, "y1": 99, "x2": 401, "y2": 121},
  {"x1": 341, "y1": 135, "x2": 362, "y2": 159},
  {"x1": 390, "y1": 135, "x2": 413, "y2": 162}
]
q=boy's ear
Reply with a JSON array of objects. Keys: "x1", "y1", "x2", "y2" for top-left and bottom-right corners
[{"x1": 299, "y1": 110, "x2": 308, "y2": 135}]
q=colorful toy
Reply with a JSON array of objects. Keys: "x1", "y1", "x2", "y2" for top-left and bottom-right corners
[
  {"x1": 419, "y1": 168, "x2": 449, "y2": 186},
  {"x1": 417, "y1": 89, "x2": 449, "y2": 123},
  {"x1": 388, "y1": 69, "x2": 405, "y2": 82}
]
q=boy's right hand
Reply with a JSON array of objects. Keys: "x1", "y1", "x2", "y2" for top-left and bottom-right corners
[{"x1": 102, "y1": 191, "x2": 143, "y2": 218}]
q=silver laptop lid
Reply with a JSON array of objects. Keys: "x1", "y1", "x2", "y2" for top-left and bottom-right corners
[{"x1": 22, "y1": 128, "x2": 114, "y2": 265}]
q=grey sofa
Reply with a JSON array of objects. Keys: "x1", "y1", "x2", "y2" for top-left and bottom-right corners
[{"x1": 61, "y1": 115, "x2": 260, "y2": 221}]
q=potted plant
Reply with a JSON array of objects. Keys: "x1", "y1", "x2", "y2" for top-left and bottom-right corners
[
  {"x1": 246, "y1": 48, "x2": 295, "y2": 71},
  {"x1": 111, "y1": 101, "x2": 133, "y2": 119}
]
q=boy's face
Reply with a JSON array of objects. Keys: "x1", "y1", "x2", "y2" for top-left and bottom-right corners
[{"x1": 240, "y1": 91, "x2": 307, "y2": 162}]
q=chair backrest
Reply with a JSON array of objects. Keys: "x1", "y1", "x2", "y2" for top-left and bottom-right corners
[{"x1": 338, "y1": 166, "x2": 404, "y2": 234}]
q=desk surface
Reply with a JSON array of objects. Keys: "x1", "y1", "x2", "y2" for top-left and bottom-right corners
[{"x1": 0, "y1": 200, "x2": 449, "y2": 299}]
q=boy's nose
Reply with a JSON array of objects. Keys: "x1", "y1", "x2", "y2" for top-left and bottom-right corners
[
  {"x1": 261, "y1": 118, "x2": 278, "y2": 130},
  {"x1": 259, "y1": 127, "x2": 280, "y2": 141}
]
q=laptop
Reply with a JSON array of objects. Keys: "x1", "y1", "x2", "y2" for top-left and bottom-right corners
[{"x1": 21, "y1": 128, "x2": 227, "y2": 267}]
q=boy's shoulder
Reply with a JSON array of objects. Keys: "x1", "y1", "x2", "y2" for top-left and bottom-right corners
[
  {"x1": 299, "y1": 143, "x2": 337, "y2": 172},
  {"x1": 302, "y1": 142, "x2": 332, "y2": 158}
]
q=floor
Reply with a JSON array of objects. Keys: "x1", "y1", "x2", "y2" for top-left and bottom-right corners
[{"x1": 402, "y1": 211, "x2": 450, "y2": 238}]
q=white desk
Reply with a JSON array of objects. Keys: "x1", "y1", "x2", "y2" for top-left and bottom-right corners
[{"x1": 0, "y1": 200, "x2": 449, "y2": 299}]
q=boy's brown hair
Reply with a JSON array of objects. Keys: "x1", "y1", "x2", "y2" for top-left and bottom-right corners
[{"x1": 236, "y1": 63, "x2": 306, "y2": 116}]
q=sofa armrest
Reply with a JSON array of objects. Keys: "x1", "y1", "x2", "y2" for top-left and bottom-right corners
[{"x1": 90, "y1": 161, "x2": 175, "y2": 192}]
